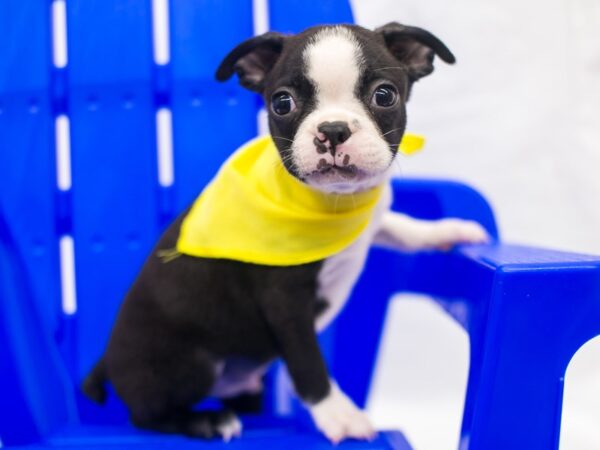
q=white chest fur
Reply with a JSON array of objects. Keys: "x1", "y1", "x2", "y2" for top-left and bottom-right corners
[{"x1": 315, "y1": 185, "x2": 392, "y2": 331}]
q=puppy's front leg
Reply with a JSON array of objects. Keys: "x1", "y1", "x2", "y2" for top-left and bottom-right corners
[
  {"x1": 259, "y1": 291, "x2": 375, "y2": 443},
  {"x1": 374, "y1": 211, "x2": 489, "y2": 252}
]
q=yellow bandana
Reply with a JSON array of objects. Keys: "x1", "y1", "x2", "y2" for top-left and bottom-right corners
[{"x1": 175, "y1": 134, "x2": 424, "y2": 266}]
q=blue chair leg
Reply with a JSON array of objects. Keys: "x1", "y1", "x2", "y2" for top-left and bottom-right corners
[{"x1": 462, "y1": 266, "x2": 600, "y2": 450}]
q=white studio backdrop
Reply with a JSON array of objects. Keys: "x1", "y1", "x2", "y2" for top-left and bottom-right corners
[{"x1": 349, "y1": 0, "x2": 600, "y2": 449}]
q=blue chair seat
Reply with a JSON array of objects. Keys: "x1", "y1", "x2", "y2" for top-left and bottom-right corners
[{"x1": 19, "y1": 424, "x2": 411, "y2": 450}]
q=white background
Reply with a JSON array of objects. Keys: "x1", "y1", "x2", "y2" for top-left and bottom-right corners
[{"x1": 349, "y1": 0, "x2": 600, "y2": 448}]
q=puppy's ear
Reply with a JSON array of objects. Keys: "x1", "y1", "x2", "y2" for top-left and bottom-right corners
[
  {"x1": 375, "y1": 22, "x2": 455, "y2": 81},
  {"x1": 215, "y1": 32, "x2": 287, "y2": 92}
]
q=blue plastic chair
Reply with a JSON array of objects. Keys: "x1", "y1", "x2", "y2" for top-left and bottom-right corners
[{"x1": 1, "y1": 1, "x2": 599, "y2": 449}]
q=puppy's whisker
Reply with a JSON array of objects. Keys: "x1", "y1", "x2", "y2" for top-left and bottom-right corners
[
  {"x1": 274, "y1": 161, "x2": 290, "y2": 176},
  {"x1": 270, "y1": 147, "x2": 295, "y2": 173},
  {"x1": 270, "y1": 159, "x2": 287, "y2": 177},
  {"x1": 272, "y1": 136, "x2": 295, "y2": 144},
  {"x1": 382, "y1": 127, "x2": 404, "y2": 137},
  {"x1": 372, "y1": 66, "x2": 408, "y2": 72},
  {"x1": 273, "y1": 157, "x2": 301, "y2": 179},
  {"x1": 393, "y1": 158, "x2": 405, "y2": 176},
  {"x1": 275, "y1": 155, "x2": 294, "y2": 167}
]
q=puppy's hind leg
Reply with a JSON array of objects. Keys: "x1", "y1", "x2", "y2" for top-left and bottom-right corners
[
  {"x1": 117, "y1": 348, "x2": 241, "y2": 440},
  {"x1": 222, "y1": 391, "x2": 264, "y2": 414},
  {"x1": 133, "y1": 409, "x2": 242, "y2": 441},
  {"x1": 216, "y1": 359, "x2": 270, "y2": 414}
]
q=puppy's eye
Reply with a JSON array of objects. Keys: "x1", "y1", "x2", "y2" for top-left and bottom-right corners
[
  {"x1": 372, "y1": 85, "x2": 398, "y2": 108},
  {"x1": 271, "y1": 92, "x2": 296, "y2": 115}
]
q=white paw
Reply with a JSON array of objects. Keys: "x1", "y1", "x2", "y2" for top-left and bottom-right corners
[
  {"x1": 216, "y1": 413, "x2": 242, "y2": 442},
  {"x1": 430, "y1": 218, "x2": 490, "y2": 250},
  {"x1": 308, "y1": 383, "x2": 376, "y2": 444}
]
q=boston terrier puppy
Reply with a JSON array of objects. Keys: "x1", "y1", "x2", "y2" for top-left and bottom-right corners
[{"x1": 83, "y1": 23, "x2": 488, "y2": 443}]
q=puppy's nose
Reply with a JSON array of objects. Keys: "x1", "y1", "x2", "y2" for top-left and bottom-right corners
[{"x1": 318, "y1": 121, "x2": 352, "y2": 150}]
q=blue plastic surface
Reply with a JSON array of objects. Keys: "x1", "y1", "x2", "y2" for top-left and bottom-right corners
[
  {"x1": 169, "y1": 0, "x2": 258, "y2": 214},
  {"x1": 0, "y1": 0, "x2": 63, "y2": 348},
  {"x1": 4, "y1": 418, "x2": 411, "y2": 450},
  {"x1": 270, "y1": 0, "x2": 354, "y2": 33},
  {"x1": 2, "y1": 1, "x2": 600, "y2": 449},
  {"x1": 0, "y1": 1, "x2": 74, "y2": 444}
]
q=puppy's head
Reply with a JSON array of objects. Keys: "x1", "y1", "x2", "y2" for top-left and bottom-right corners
[{"x1": 217, "y1": 23, "x2": 455, "y2": 193}]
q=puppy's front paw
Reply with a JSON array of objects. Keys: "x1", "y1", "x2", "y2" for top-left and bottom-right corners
[
  {"x1": 308, "y1": 383, "x2": 376, "y2": 444},
  {"x1": 430, "y1": 219, "x2": 490, "y2": 250}
]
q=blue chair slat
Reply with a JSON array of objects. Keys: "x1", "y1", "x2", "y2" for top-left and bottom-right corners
[
  {"x1": 66, "y1": 0, "x2": 159, "y2": 404},
  {"x1": 0, "y1": 2, "x2": 51, "y2": 91},
  {"x1": 0, "y1": 2, "x2": 74, "y2": 445},
  {"x1": 0, "y1": 0, "x2": 62, "y2": 342},
  {"x1": 270, "y1": 0, "x2": 354, "y2": 33},
  {"x1": 0, "y1": 213, "x2": 77, "y2": 446},
  {"x1": 169, "y1": 0, "x2": 258, "y2": 213}
]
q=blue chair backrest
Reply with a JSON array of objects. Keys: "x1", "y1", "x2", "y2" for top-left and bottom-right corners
[{"x1": 0, "y1": 0, "x2": 355, "y2": 444}]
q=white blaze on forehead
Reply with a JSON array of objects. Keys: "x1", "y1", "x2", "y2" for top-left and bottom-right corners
[{"x1": 304, "y1": 27, "x2": 363, "y2": 103}]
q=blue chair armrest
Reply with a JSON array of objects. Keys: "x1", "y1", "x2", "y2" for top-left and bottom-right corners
[
  {"x1": 388, "y1": 178, "x2": 599, "y2": 331},
  {"x1": 458, "y1": 242, "x2": 600, "y2": 269}
]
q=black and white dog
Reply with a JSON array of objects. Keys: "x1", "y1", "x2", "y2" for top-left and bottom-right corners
[{"x1": 83, "y1": 23, "x2": 488, "y2": 443}]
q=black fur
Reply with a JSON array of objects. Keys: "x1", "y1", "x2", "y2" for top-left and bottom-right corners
[
  {"x1": 222, "y1": 392, "x2": 264, "y2": 414},
  {"x1": 215, "y1": 32, "x2": 286, "y2": 92},
  {"x1": 83, "y1": 212, "x2": 330, "y2": 436}
]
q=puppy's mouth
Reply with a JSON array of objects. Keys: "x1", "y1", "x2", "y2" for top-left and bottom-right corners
[
  {"x1": 302, "y1": 160, "x2": 377, "y2": 192},
  {"x1": 285, "y1": 132, "x2": 394, "y2": 192},
  {"x1": 314, "y1": 159, "x2": 359, "y2": 179}
]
